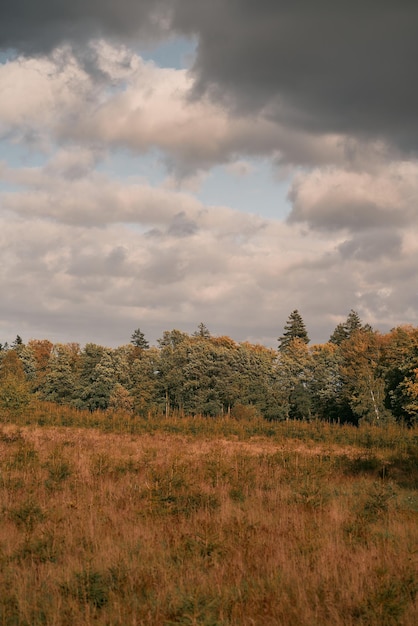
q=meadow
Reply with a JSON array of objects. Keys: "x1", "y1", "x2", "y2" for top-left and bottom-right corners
[{"x1": 0, "y1": 406, "x2": 417, "y2": 625}]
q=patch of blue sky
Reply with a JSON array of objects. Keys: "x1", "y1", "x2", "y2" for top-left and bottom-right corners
[
  {"x1": 96, "y1": 147, "x2": 167, "y2": 187},
  {"x1": 97, "y1": 150, "x2": 292, "y2": 221},
  {"x1": 0, "y1": 138, "x2": 46, "y2": 192},
  {"x1": 0, "y1": 49, "x2": 18, "y2": 64},
  {"x1": 197, "y1": 159, "x2": 292, "y2": 220},
  {"x1": 138, "y1": 36, "x2": 197, "y2": 70},
  {"x1": 0, "y1": 178, "x2": 23, "y2": 193},
  {"x1": 0, "y1": 139, "x2": 46, "y2": 169}
]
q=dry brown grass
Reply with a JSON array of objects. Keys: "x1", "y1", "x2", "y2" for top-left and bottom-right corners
[{"x1": 0, "y1": 420, "x2": 417, "y2": 625}]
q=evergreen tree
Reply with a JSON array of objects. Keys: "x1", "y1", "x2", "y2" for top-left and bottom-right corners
[
  {"x1": 193, "y1": 323, "x2": 211, "y2": 339},
  {"x1": 157, "y1": 329, "x2": 189, "y2": 349},
  {"x1": 309, "y1": 343, "x2": 348, "y2": 422},
  {"x1": 156, "y1": 330, "x2": 190, "y2": 415},
  {"x1": 43, "y1": 343, "x2": 80, "y2": 404},
  {"x1": 329, "y1": 310, "x2": 368, "y2": 345},
  {"x1": 12, "y1": 335, "x2": 23, "y2": 347},
  {"x1": 276, "y1": 338, "x2": 313, "y2": 419},
  {"x1": 329, "y1": 322, "x2": 348, "y2": 346},
  {"x1": 80, "y1": 351, "x2": 116, "y2": 411},
  {"x1": 129, "y1": 347, "x2": 160, "y2": 416},
  {"x1": 346, "y1": 310, "x2": 363, "y2": 335},
  {"x1": 11, "y1": 335, "x2": 24, "y2": 354},
  {"x1": 130, "y1": 328, "x2": 149, "y2": 350},
  {"x1": 278, "y1": 310, "x2": 309, "y2": 352}
]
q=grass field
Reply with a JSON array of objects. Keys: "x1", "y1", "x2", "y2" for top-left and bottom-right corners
[{"x1": 0, "y1": 410, "x2": 417, "y2": 625}]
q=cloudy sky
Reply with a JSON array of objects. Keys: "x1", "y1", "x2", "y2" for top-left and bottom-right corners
[{"x1": 0, "y1": 1, "x2": 417, "y2": 348}]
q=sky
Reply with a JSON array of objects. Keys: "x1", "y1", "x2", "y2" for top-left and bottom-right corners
[{"x1": 0, "y1": 1, "x2": 417, "y2": 348}]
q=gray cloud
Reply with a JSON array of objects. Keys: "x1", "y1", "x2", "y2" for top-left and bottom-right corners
[
  {"x1": 3, "y1": 2, "x2": 417, "y2": 155},
  {"x1": 338, "y1": 230, "x2": 402, "y2": 262},
  {"x1": 176, "y1": 1, "x2": 418, "y2": 154},
  {"x1": 1, "y1": 2, "x2": 417, "y2": 348},
  {"x1": 0, "y1": 1, "x2": 169, "y2": 54},
  {"x1": 0, "y1": 199, "x2": 416, "y2": 347},
  {"x1": 287, "y1": 162, "x2": 418, "y2": 232},
  {"x1": 167, "y1": 212, "x2": 198, "y2": 237}
]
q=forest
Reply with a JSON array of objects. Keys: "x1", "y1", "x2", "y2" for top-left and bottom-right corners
[{"x1": 0, "y1": 310, "x2": 417, "y2": 426}]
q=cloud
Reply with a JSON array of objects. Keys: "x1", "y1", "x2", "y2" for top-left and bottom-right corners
[
  {"x1": 0, "y1": 47, "x2": 92, "y2": 151},
  {"x1": 0, "y1": 167, "x2": 203, "y2": 227},
  {"x1": 0, "y1": 166, "x2": 416, "y2": 348},
  {"x1": 3, "y1": 3, "x2": 418, "y2": 155},
  {"x1": 3, "y1": 149, "x2": 415, "y2": 347},
  {"x1": 0, "y1": 44, "x2": 299, "y2": 173},
  {"x1": 175, "y1": 2, "x2": 418, "y2": 154},
  {"x1": 337, "y1": 230, "x2": 402, "y2": 262},
  {"x1": 288, "y1": 161, "x2": 418, "y2": 232},
  {"x1": 1, "y1": 4, "x2": 417, "y2": 347},
  {"x1": 0, "y1": 0, "x2": 170, "y2": 54},
  {"x1": 225, "y1": 160, "x2": 254, "y2": 177},
  {"x1": 0, "y1": 152, "x2": 339, "y2": 346},
  {"x1": 2, "y1": 40, "x2": 410, "y2": 181}
]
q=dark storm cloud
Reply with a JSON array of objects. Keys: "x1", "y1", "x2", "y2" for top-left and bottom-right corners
[
  {"x1": 173, "y1": 1, "x2": 418, "y2": 152},
  {"x1": 0, "y1": 0, "x2": 169, "y2": 53},
  {"x1": 3, "y1": 2, "x2": 417, "y2": 152}
]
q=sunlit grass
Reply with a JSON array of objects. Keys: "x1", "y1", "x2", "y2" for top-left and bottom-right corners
[
  {"x1": 0, "y1": 407, "x2": 417, "y2": 624},
  {"x1": 2, "y1": 400, "x2": 417, "y2": 449}
]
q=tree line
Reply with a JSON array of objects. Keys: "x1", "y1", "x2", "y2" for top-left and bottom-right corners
[{"x1": 0, "y1": 311, "x2": 417, "y2": 425}]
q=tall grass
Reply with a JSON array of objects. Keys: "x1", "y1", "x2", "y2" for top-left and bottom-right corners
[
  {"x1": 1, "y1": 400, "x2": 417, "y2": 450},
  {"x1": 0, "y1": 412, "x2": 417, "y2": 624}
]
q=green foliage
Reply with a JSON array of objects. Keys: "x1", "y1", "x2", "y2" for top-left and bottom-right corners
[
  {"x1": 0, "y1": 375, "x2": 32, "y2": 414},
  {"x1": 330, "y1": 309, "x2": 364, "y2": 345},
  {"x1": 278, "y1": 310, "x2": 310, "y2": 352},
  {"x1": 76, "y1": 348, "x2": 128, "y2": 411},
  {"x1": 193, "y1": 322, "x2": 211, "y2": 338},
  {"x1": 339, "y1": 330, "x2": 389, "y2": 423},
  {"x1": 353, "y1": 570, "x2": 417, "y2": 624},
  {"x1": 384, "y1": 327, "x2": 418, "y2": 425},
  {"x1": 42, "y1": 343, "x2": 80, "y2": 404},
  {"x1": 276, "y1": 338, "x2": 312, "y2": 420},
  {"x1": 9, "y1": 499, "x2": 45, "y2": 533},
  {"x1": 44, "y1": 448, "x2": 72, "y2": 489},
  {"x1": 8, "y1": 442, "x2": 39, "y2": 469},
  {"x1": 2, "y1": 320, "x2": 418, "y2": 426},
  {"x1": 11, "y1": 335, "x2": 23, "y2": 349},
  {"x1": 62, "y1": 569, "x2": 110, "y2": 608},
  {"x1": 130, "y1": 327, "x2": 149, "y2": 349},
  {"x1": 130, "y1": 347, "x2": 160, "y2": 415},
  {"x1": 108, "y1": 383, "x2": 134, "y2": 412}
]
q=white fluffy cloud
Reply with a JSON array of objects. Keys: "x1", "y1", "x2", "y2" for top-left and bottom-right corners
[
  {"x1": 2, "y1": 149, "x2": 416, "y2": 347},
  {"x1": 0, "y1": 38, "x2": 417, "y2": 347},
  {"x1": 0, "y1": 42, "x2": 384, "y2": 174},
  {"x1": 0, "y1": 48, "x2": 91, "y2": 143},
  {"x1": 288, "y1": 161, "x2": 418, "y2": 232}
]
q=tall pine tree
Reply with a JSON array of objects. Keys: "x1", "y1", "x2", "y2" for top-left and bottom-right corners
[
  {"x1": 130, "y1": 328, "x2": 149, "y2": 350},
  {"x1": 329, "y1": 310, "x2": 369, "y2": 345},
  {"x1": 278, "y1": 310, "x2": 309, "y2": 352}
]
